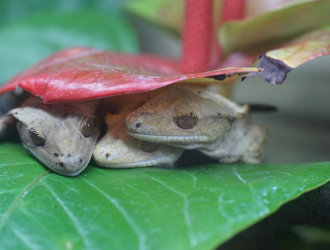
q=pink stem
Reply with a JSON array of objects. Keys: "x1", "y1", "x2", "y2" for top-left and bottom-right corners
[
  {"x1": 213, "y1": 0, "x2": 246, "y2": 65},
  {"x1": 180, "y1": 0, "x2": 246, "y2": 73},
  {"x1": 181, "y1": 0, "x2": 213, "y2": 74},
  {"x1": 221, "y1": 0, "x2": 246, "y2": 23}
]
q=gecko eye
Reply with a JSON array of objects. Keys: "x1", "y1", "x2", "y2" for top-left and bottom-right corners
[
  {"x1": 141, "y1": 141, "x2": 159, "y2": 153},
  {"x1": 79, "y1": 116, "x2": 95, "y2": 138},
  {"x1": 29, "y1": 128, "x2": 46, "y2": 146},
  {"x1": 174, "y1": 113, "x2": 198, "y2": 129}
]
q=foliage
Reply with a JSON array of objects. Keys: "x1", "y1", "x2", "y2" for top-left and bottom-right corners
[
  {"x1": 1, "y1": 0, "x2": 330, "y2": 249},
  {"x1": 127, "y1": 0, "x2": 330, "y2": 83},
  {"x1": 0, "y1": 46, "x2": 260, "y2": 102},
  {"x1": 2, "y1": 142, "x2": 330, "y2": 249}
]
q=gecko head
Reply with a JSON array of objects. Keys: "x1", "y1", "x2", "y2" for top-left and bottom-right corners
[
  {"x1": 93, "y1": 112, "x2": 184, "y2": 168},
  {"x1": 10, "y1": 97, "x2": 100, "y2": 176},
  {"x1": 125, "y1": 85, "x2": 247, "y2": 149}
]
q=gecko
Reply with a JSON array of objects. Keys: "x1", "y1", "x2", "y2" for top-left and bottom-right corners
[
  {"x1": 125, "y1": 84, "x2": 267, "y2": 163},
  {"x1": 7, "y1": 91, "x2": 183, "y2": 175},
  {"x1": 93, "y1": 107, "x2": 184, "y2": 168},
  {"x1": 3, "y1": 84, "x2": 267, "y2": 176},
  {"x1": 9, "y1": 96, "x2": 100, "y2": 176},
  {"x1": 93, "y1": 93, "x2": 184, "y2": 168}
]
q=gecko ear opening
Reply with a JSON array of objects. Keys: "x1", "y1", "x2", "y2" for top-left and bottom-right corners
[
  {"x1": 233, "y1": 104, "x2": 249, "y2": 119},
  {"x1": 205, "y1": 89, "x2": 248, "y2": 120},
  {"x1": 218, "y1": 100, "x2": 248, "y2": 121}
]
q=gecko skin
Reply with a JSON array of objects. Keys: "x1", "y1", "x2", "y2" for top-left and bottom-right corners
[
  {"x1": 93, "y1": 110, "x2": 184, "y2": 168},
  {"x1": 93, "y1": 94, "x2": 184, "y2": 168},
  {"x1": 5, "y1": 83, "x2": 267, "y2": 176},
  {"x1": 125, "y1": 84, "x2": 267, "y2": 164},
  {"x1": 10, "y1": 96, "x2": 100, "y2": 176}
]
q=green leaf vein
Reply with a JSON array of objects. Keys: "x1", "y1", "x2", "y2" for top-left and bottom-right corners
[{"x1": 0, "y1": 171, "x2": 49, "y2": 232}]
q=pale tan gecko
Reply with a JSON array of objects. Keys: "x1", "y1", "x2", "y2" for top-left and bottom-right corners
[
  {"x1": 7, "y1": 92, "x2": 182, "y2": 175},
  {"x1": 93, "y1": 93, "x2": 184, "y2": 168},
  {"x1": 3, "y1": 84, "x2": 267, "y2": 176},
  {"x1": 93, "y1": 108, "x2": 184, "y2": 168},
  {"x1": 125, "y1": 84, "x2": 267, "y2": 163},
  {"x1": 9, "y1": 96, "x2": 100, "y2": 176}
]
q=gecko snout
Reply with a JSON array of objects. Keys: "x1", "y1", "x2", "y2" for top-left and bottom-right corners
[
  {"x1": 126, "y1": 121, "x2": 142, "y2": 133},
  {"x1": 51, "y1": 153, "x2": 88, "y2": 176},
  {"x1": 125, "y1": 114, "x2": 143, "y2": 133}
]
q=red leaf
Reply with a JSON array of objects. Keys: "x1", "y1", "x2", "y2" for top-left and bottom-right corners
[{"x1": 0, "y1": 47, "x2": 261, "y2": 103}]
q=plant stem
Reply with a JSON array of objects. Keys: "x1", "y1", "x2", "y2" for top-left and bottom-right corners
[
  {"x1": 181, "y1": 0, "x2": 246, "y2": 73},
  {"x1": 181, "y1": 0, "x2": 213, "y2": 74},
  {"x1": 220, "y1": 0, "x2": 246, "y2": 24},
  {"x1": 211, "y1": 0, "x2": 246, "y2": 67}
]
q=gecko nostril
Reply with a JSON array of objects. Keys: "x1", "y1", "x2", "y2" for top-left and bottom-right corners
[{"x1": 135, "y1": 122, "x2": 141, "y2": 129}]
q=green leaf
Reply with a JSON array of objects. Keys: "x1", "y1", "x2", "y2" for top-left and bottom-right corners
[
  {"x1": 0, "y1": 10, "x2": 139, "y2": 84},
  {"x1": 220, "y1": 0, "x2": 330, "y2": 55},
  {"x1": 1, "y1": 142, "x2": 330, "y2": 249}
]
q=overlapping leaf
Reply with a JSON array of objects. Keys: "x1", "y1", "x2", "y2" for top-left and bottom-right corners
[
  {"x1": 1, "y1": 142, "x2": 330, "y2": 249},
  {"x1": 0, "y1": 47, "x2": 261, "y2": 103},
  {"x1": 220, "y1": 0, "x2": 330, "y2": 55},
  {"x1": 126, "y1": 0, "x2": 326, "y2": 47},
  {"x1": 245, "y1": 0, "x2": 303, "y2": 17},
  {"x1": 125, "y1": 0, "x2": 305, "y2": 35}
]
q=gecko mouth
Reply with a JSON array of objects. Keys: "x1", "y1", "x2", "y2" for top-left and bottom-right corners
[
  {"x1": 23, "y1": 143, "x2": 90, "y2": 176},
  {"x1": 95, "y1": 151, "x2": 183, "y2": 168},
  {"x1": 126, "y1": 131, "x2": 213, "y2": 146}
]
